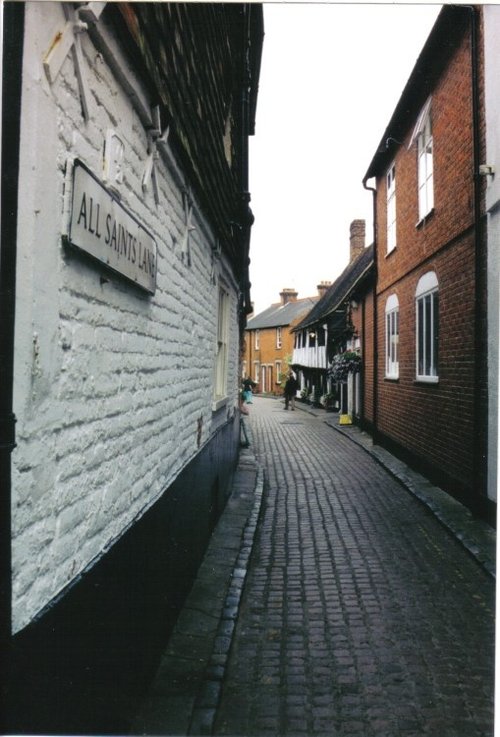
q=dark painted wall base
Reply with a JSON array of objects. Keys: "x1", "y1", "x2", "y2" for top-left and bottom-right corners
[
  {"x1": 4, "y1": 415, "x2": 240, "y2": 735},
  {"x1": 373, "y1": 427, "x2": 496, "y2": 528}
]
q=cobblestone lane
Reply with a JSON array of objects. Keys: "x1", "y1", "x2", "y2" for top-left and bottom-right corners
[{"x1": 214, "y1": 398, "x2": 495, "y2": 737}]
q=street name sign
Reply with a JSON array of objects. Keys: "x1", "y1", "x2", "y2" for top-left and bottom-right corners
[{"x1": 69, "y1": 160, "x2": 157, "y2": 294}]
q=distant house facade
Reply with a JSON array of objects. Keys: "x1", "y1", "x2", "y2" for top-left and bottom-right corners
[
  {"x1": 292, "y1": 221, "x2": 374, "y2": 421},
  {"x1": 244, "y1": 288, "x2": 321, "y2": 394},
  {"x1": 1, "y1": 3, "x2": 263, "y2": 733},
  {"x1": 363, "y1": 5, "x2": 493, "y2": 520}
]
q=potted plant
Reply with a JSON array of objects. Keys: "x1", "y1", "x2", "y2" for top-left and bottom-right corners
[
  {"x1": 300, "y1": 388, "x2": 311, "y2": 403},
  {"x1": 321, "y1": 392, "x2": 337, "y2": 411}
]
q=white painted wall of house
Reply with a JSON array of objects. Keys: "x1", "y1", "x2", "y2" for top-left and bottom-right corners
[
  {"x1": 484, "y1": 5, "x2": 500, "y2": 503},
  {"x1": 11, "y1": 2, "x2": 240, "y2": 633},
  {"x1": 292, "y1": 345, "x2": 328, "y2": 370}
]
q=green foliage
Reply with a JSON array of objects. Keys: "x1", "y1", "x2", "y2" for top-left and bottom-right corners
[{"x1": 328, "y1": 351, "x2": 362, "y2": 382}]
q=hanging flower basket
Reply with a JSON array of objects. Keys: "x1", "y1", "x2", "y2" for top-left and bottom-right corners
[{"x1": 328, "y1": 351, "x2": 362, "y2": 382}]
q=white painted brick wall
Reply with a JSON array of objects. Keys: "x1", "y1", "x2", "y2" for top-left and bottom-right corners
[
  {"x1": 485, "y1": 6, "x2": 500, "y2": 503},
  {"x1": 12, "y1": 2, "x2": 241, "y2": 633}
]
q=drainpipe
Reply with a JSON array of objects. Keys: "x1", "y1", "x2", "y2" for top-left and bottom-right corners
[
  {"x1": 0, "y1": 0, "x2": 24, "y2": 718},
  {"x1": 363, "y1": 177, "x2": 378, "y2": 440},
  {"x1": 469, "y1": 5, "x2": 487, "y2": 512}
]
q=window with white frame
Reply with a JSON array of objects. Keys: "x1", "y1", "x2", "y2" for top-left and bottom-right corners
[
  {"x1": 415, "y1": 99, "x2": 434, "y2": 220},
  {"x1": 415, "y1": 272, "x2": 439, "y2": 381},
  {"x1": 387, "y1": 163, "x2": 397, "y2": 253},
  {"x1": 253, "y1": 361, "x2": 260, "y2": 384},
  {"x1": 276, "y1": 326, "x2": 282, "y2": 349},
  {"x1": 275, "y1": 361, "x2": 282, "y2": 383},
  {"x1": 385, "y1": 294, "x2": 399, "y2": 379},
  {"x1": 214, "y1": 286, "x2": 230, "y2": 400},
  {"x1": 254, "y1": 329, "x2": 260, "y2": 350}
]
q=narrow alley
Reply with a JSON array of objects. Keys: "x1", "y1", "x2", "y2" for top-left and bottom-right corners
[
  {"x1": 134, "y1": 395, "x2": 495, "y2": 737},
  {"x1": 213, "y1": 398, "x2": 494, "y2": 737}
]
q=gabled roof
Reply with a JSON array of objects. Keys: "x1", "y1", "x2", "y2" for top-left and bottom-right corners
[
  {"x1": 364, "y1": 5, "x2": 470, "y2": 181},
  {"x1": 246, "y1": 297, "x2": 318, "y2": 330},
  {"x1": 293, "y1": 245, "x2": 374, "y2": 331}
]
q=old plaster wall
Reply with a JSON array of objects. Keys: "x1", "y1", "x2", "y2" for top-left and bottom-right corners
[
  {"x1": 12, "y1": 2, "x2": 240, "y2": 633},
  {"x1": 484, "y1": 5, "x2": 500, "y2": 503}
]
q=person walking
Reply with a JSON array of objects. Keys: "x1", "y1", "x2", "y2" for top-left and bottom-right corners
[
  {"x1": 283, "y1": 371, "x2": 299, "y2": 410},
  {"x1": 241, "y1": 377, "x2": 255, "y2": 405}
]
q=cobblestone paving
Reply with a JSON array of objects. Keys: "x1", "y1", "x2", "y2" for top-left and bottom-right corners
[{"x1": 214, "y1": 398, "x2": 495, "y2": 737}]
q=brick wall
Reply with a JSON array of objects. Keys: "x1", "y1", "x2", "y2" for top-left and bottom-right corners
[
  {"x1": 376, "y1": 34, "x2": 475, "y2": 293},
  {"x1": 244, "y1": 324, "x2": 295, "y2": 393},
  {"x1": 373, "y1": 20, "x2": 484, "y2": 502},
  {"x1": 11, "y1": 3, "x2": 241, "y2": 633},
  {"x1": 377, "y1": 235, "x2": 476, "y2": 492}
]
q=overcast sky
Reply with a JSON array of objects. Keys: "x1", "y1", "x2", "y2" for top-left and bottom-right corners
[{"x1": 248, "y1": 3, "x2": 442, "y2": 314}]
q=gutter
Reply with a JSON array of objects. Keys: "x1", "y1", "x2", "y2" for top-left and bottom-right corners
[{"x1": 0, "y1": 0, "x2": 24, "y2": 716}]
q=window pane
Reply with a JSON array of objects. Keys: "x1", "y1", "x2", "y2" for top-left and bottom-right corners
[
  {"x1": 424, "y1": 294, "x2": 432, "y2": 374},
  {"x1": 392, "y1": 312, "x2": 397, "y2": 365},
  {"x1": 215, "y1": 288, "x2": 229, "y2": 398},
  {"x1": 386, "y1": 314, "x2": 391, "y2": 364},
  {"x1": 418, "y1": 149, "x2": 427, "y2": 182},
  {"x1": 418, "y1": 298, "x2": 424, "y2": 375},
  {"x1": 432, "y1": 291, "x2": 439, "y2": 375},
  {"x1": 426, "y1": 141, "x2": 433, "y2": 174},
  {"x1": 390, "y1": 312, "x2": 395, "y2": 364}
]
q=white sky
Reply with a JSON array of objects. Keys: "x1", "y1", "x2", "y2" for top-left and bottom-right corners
[{"x1": 248, "y1": 3, "x2": 442, "y2": 314}]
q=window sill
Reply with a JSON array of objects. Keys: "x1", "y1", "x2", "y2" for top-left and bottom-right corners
[
  {"x1": 384, "y1": 375, "x2": 399, "y2": 382},
  {"x1": 212, "y1": 396, "x2": 229, "y2": 412},
  {"x1": 415, "y1": 208, "x2": 435, "y2": 229},
  {"x1": 414, "y1": 376, "x2": 439, "y2": 385},
  {"x1": 385, "y1": 246, "x2": 397, "y2": 258}
]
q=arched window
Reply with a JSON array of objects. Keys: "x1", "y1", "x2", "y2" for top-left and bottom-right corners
[
  {"x1": 415, "y1": 272, "x2": 439, "y2": 381},
  {"x1": 385, "y1": 294, "x2": 399, "y2": 379}
]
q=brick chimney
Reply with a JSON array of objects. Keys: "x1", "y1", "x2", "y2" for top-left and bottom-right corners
[
  {"x1": 350, "y1": 219, "x2": 365, "y2": 263},
  {"x1": 280, "y1": 288, "x2": 298, "y2": 305},
  {"x1": 317, "y1": 281, "x2": 332, "y2": 299}
]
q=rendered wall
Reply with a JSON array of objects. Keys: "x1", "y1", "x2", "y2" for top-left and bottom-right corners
[
  {"x1": 484, "y1": 5, "x2": 500, "y2": 503},
  {"x1": 11, "y1": 2, "x2": 240, "y2": 634}
]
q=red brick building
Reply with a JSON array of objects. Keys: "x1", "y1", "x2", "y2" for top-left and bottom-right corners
[
  {"x1": 363, "y1": 6, "x2": 491, "y2": 520},
  {"x1": 244, "y1": 289, "x2": 321, "y2": 394}
]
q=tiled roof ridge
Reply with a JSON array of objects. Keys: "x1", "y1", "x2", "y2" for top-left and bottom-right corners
[
  {"x1": 293, "y1": 245, "x2": 374, "y2": 331},
  {"x1": 245, "y1": 295, "x2": 320, "y2": 330}
]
